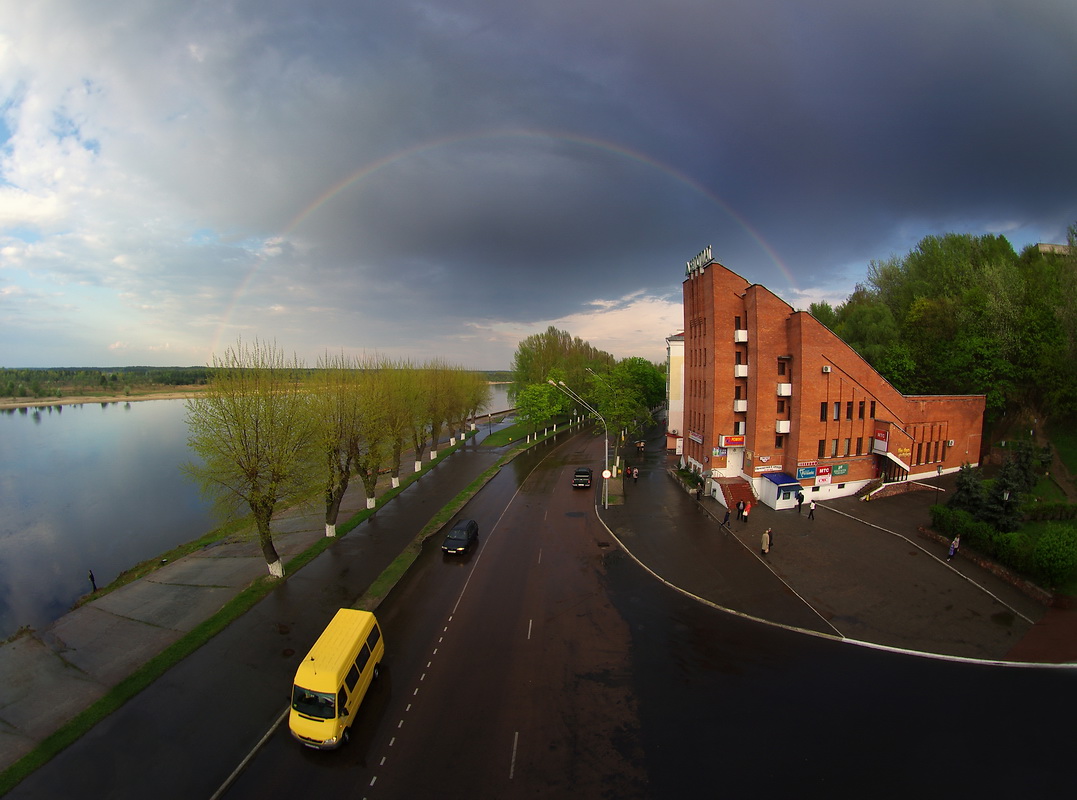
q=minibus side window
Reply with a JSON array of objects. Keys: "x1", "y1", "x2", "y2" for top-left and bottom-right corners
[
  {"x1": 345, "y1": 664, "x2": 360, "y2": 692},
  {"x1": 337, "y1": 688, "x2": 347, "y2": 716},
  {"x1": 356, "y1": 643, "x2": 371, "y2": 673},
  {"x1": 367, "y1": 625, "x2": 381, "y2": 649}
]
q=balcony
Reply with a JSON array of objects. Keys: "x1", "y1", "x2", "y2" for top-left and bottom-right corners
[
  {"x1": 734, "y1": 329, "x2": 748, "y2": 343},
  {"x1": 777, "y1": 383, "x2": 792, "y2": 397},
  {"x1": 734, "y1": 364, "x2": 748, "y2": 378},
  {"x1": 733, "y1": 399, "x2": 748, "y2": 413},
  {"x1": 775, "y1": 419, "x2": 791, "y2": 434}
]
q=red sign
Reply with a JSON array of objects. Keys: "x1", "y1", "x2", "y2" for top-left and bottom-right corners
[
  {"x1": 874, "y1": 429, "x2": 888, "y2": 443},
  {"x1": 721, "y1": 435, "x2": 745, "y2": 447}
]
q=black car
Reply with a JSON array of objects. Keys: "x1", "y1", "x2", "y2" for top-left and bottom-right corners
[
  {"x1": 442, "y1": 518, "x2": 478, "y2": 555},
  {"x1": 571, "y1": 467, "x2": 593, "y2": 488}
]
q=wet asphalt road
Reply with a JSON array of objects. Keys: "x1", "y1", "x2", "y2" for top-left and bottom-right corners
[{"x1": 8, "y1": 425, "x2": 1075, "y2": 798}]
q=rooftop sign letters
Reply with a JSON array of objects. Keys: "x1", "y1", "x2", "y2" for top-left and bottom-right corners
[{"x1": 684, "y1": 245, "x2": 713, "y2": 276}]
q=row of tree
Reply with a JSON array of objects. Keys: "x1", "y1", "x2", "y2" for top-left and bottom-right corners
[
  {"x1": 1, "y1": 366, "x2": 214, "y2": 399},
  {"x1": 509, "y1": 326, "x2": 666, "y2": 444},
  {"x1": 183, "y1": 340, "x2": 490, "y2": 577},
  {"x1": 810, "y1": 225, "x2": 1077, "y2": 420}
]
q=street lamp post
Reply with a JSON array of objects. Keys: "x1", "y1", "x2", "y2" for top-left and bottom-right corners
[{"x1": 549, "y1": 379, "x2": 610, "y2": 509}]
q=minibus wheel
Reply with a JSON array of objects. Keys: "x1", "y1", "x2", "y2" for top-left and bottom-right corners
[{"x1": 373, "y1": 663, "x2": 381, "y2": 679}]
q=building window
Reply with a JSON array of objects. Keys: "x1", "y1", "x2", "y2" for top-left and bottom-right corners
[
  {"x1": 846, "y1": 401, "x2": 853, "y2": 420},
  {"x1": 856, "y1": 437, "x2": 863, "y2": 456},
  {"x1": 734, "y1": 315, "x2": 741, "y2": 329},
  {"x1": 916, "y1": 442, "x2": 923, "y2": 465},
  {"x1": 777, "y1": 399, "x2": 786, "y2": 413},
  {"x1": 776, "y1": 434, "x2": 784, "y2": 449},
  {"x1": 734, "y1": 385, "x2": 742, "y2": 399},
  {"x1": 859, "y1": 400, "x2": 865, "y2": 419},
  {"x1": 820, "y1": 402, "x2": 827, "y2": 422},
  {"x1": 777, "y1": 359, "x2": 786, "y2": 375},
  {"x1": 844, "y1": 438, "x2": 851, "y2": 457},
  {"x1": 833, "y1": 402, "x2": 840, "y2": 421},
  {"x1": 735, "y1": 349, "x2": 743, "y2": 365},
  {"x1": 818, "y1": 439, "x2": 826, "y2": 459},
  {"x1": 831, "y1": 439, "x2": 839, "y2": 458},
  {"x1": 870, "y1": 400, "x2": 877, "y2": 418}
]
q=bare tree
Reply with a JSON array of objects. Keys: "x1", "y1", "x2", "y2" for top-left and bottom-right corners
[{"x1": 183, "y1": 338, "x2": 318, "y2": 576}]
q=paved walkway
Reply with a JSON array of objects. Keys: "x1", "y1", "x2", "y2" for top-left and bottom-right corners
[{"x1": 2, "y1": 419, "x2": 1075, "y2": 792}]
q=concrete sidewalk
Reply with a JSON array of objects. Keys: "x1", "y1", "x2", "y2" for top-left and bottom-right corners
[{"x1": 605, "y1": 423, "x2": 1077, "y2": 664}]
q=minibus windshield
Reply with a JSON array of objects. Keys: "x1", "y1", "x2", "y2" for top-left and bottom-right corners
[{"x1": 292, "y1": 686, "x2": 336, "y2": 719}]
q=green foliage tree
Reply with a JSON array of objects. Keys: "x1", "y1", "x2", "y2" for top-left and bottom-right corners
[
  {"x1": 183, "y1": 339, "x2": 319, "y2": 577},
  {"x1": 515, "y1": 382, "x2": 561, "y2": 436},
  {"x1": 948, "y1": 462, "x2": 985, "y2": 515},
  {"x1": 1032, "y1": 523, "x2": 1077, "y2": 588},
  {"x1": 510, "y1": 325, "x2": 614, "y2": 398}
]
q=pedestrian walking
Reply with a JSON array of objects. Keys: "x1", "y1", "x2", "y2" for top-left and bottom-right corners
[
  {"x1": 743, "y1": 501, "x2": 751, "y2": 523},
  {"x1": 767, "y1": 527, "x2": 774, "y2": 548},
  {"x1": 736, "y1": 499, "x2": 745, "y2": 521},
  {"x1": 88, "y1": 569, "x2": 97, "y2": 592},
  {"x1": 696, "y1": 485, "x2": 703, "y2": 502},
  {"x1": 722, "y1": 508, "x2": 731, "y2": 526},
  {"x1": 761, "y1": 528, "x2": 771, "y2": 555},
  {"x1": 796, "y1": 492, "x2": 804, "y2": 514},
  {"x1": 808, "y1": 500, "x2": 816, "y2": 520},
  {"x1": 947, "y1": 534, "x2": 961, "y2": 562},
  {"x1": 632, "y1": 467, "x2": 639, "y2": 483}
]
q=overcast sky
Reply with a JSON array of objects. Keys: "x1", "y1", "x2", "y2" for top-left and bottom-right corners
[{"x1": 2, "y1": 1, "x2": 1075, "y2": 369}]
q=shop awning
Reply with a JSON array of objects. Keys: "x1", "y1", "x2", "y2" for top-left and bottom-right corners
[
  {"x1": 761, "y1": 471, "x2": 800, "y2": 487},
  {"x1": 879, "y1": 450, "x2": 910, "y2": 472}
]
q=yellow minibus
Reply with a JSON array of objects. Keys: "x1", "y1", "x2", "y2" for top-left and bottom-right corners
[{"x1": 288, "y1": 608, "x2": 384, "y2": 749}]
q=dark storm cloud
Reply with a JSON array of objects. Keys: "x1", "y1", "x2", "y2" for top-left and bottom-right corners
[{"x1": 2, "y1": 0, "x2": 1074, "y2": 367}]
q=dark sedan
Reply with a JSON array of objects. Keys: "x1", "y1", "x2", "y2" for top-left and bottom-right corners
[{"x1": 442, "y1": 518, "x2": 479, "y2": 555}]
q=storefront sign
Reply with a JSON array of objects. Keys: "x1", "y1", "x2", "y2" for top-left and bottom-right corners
[
  {"x1": 832, "y1": 463, "x2": 849, "y2": 476},
  {"x1": 689, "y1": 430, "x2": 704, "y2": 444},
  {"x1": 684, "y1": 245, "x2": 713, "y2": 276},
  {"x1": 797, "y1": 466, "x2": 817, "y2": 480},
  {"x1": 721, "y1": 434, "x2": 745, "y2": 447}
]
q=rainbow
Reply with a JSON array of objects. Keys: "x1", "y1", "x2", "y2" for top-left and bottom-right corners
[{"x1": 212, "y1": 129, "x2": 793, "y2": 354}]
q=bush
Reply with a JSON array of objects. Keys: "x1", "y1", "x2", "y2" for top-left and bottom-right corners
[
  {"x1": 1024, "y1": 502, "x2": 1077, "y2": 522},
  {"x1": 1032, "y1": 523, "x2": 1077, "y2": 589}
]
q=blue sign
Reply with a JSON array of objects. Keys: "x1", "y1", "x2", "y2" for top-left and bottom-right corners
[{"x1": 796, "y1": 466, "x2": 817, "y2": 480}]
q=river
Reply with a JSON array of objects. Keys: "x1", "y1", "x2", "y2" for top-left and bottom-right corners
[{"x1": 0, "y1": 385, "x2": 512, "y2": 639}]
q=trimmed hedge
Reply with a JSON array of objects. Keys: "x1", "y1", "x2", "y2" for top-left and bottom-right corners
[{"x1": 931, "y1": 505, "x2": 1077, "y2": 589}]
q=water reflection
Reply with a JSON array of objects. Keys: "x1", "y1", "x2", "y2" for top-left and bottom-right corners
[{"x1": 0, "y1": 400, "x2": 216, "y2": 638}]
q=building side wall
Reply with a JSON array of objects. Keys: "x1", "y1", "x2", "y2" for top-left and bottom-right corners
[{"x1": 682, "y1": 259, "x2": 986, "y2": 504}]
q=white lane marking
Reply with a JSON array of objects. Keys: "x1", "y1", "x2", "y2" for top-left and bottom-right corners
[
  {"x1": 527, "y1": 618, "x2": 532, "y2": 640},
  {"x1": 509, "y1": 731, "x2": 520, "y2": 780}
]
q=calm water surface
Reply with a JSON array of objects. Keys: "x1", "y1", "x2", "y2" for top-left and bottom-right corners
[
  {"x1": 0, "y1": 400, "x2": 215, "y2": 638},
  {"x1": 0, "y1": 387, "x2": 512, "y2": 639}
]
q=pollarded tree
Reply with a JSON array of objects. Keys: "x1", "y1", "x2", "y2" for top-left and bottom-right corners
[
  {"x1": 382, "y1": 360, "x2": 421, "y2": 488},
  {"x1": 311, "y1": 351, "x2": 363, "y2": 537},
  {"x1": 183, "y1": 338, "x2": 319, "y2": 577},
  {"x1": 353, "y1": 364, "x2": 390, "y2": 510}
]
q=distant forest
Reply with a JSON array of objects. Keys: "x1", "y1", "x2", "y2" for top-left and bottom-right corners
[
  {"x1": 2, "y1": 366, "x2": 511, "y2": 400},
  {"x1": 810, "y1": 226, "x2": 1077, "y2": 425}
]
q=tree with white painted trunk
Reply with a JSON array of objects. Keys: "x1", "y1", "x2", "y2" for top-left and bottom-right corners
[
  {"x1": 353, "y1": 366, "x2": 389, "y2": 510},
  {"x1": 183, "y1": 338, "x2": 318, "y2": 578},
  {"x1": 312, "y1": 352, "x2": 363, "y2": 537}
]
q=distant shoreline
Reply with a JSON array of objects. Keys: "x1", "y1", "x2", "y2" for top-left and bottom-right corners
[{"x1": 0, "y1": 388, "x2": 204, "y2": 411}]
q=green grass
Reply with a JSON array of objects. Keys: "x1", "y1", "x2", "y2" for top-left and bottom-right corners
[{"x1": 1047, "y1": 420, "x2": 1077, "y2": 477}]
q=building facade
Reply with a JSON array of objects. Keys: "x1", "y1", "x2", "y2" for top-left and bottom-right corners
[
  {"x1": 681, "y1": 252, "x2": 985, "y2": 509},
  {"x1": 665, "y1": 332, "x2": 684, "y2": 453}
]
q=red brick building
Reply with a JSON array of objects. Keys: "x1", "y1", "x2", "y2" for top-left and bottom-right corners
[{"x1": 681, "y1": 250, "x2": 985, "y2": 509}]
